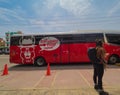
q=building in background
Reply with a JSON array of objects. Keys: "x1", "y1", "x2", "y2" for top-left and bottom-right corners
[
  {"x1": 0, "y1": 38, "x2": 5, "y2": 47},
  {"x1": 5, "y1": 31, "x2": 23, "y2": 53},
  {"x1": 0, "y1": 38, "x2": 5, "y2": 54}
]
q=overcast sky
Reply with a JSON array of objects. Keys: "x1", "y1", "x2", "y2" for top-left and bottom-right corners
[{"x1": 0, "y1": 0, "x2": 120, "y2": 38}]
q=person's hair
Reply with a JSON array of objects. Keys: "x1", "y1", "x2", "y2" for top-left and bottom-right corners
[{"x1": 96, "y1": 39, "x2": 103, "y2": 47}]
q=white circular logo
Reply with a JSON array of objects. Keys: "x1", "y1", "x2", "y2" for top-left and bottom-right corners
[{"x1": 39, "y1": 37, "x2": 60, "y2": 51}]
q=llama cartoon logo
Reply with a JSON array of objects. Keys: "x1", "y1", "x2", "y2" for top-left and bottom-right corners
[{"x1": 19, "y1": 36, "x2": 35, "y2": 63}]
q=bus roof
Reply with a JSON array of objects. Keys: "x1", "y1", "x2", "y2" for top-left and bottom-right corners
[{"x1": 11, "y1": 30, "x2": 120, "y2": 37}]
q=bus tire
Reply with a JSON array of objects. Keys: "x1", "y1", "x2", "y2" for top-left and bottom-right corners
[
  {"x1": 35, "y1": 57, "x2": 46, "y2": 66},
  {"x1": 108, "y1": 55, "x2": 119, "y2": 64}
]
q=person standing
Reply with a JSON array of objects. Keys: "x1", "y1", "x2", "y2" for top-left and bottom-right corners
[{"x1": 93, "y1": 39, "x2": 107, "y2": 91}]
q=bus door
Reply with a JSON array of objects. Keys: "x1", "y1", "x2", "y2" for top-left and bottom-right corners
[{"x1": 60, "y1": 44, "x2": 69, "y2": 63}]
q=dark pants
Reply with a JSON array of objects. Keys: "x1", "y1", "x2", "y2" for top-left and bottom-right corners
[{"x1": 93, "y1": 64, "x2": 104, "y2": 89}]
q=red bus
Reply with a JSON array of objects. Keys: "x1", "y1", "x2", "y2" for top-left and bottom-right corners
[{"x1": 10, "y1": 31, "x2": 120, "y2": 66}]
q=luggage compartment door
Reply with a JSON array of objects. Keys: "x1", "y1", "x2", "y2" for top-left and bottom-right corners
[{"x1": 61, "y1": 44, "x2": 69, "y2": 63}]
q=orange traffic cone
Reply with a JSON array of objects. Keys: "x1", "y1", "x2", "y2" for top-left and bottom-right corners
[
  {"x1": 46, "y1": 63, "x2": 51, "y2": 76},
  {"x1": 2, "y1": 64, "x2": 8, "y2": 76}
]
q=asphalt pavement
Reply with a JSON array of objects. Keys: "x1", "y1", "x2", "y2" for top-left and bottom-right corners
[{"x1": 0, "y1": 55, "x2": 120, "y2": 95}]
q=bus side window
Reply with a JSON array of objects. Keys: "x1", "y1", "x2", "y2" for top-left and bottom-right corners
[
  {"x1": 73, "y1": 34, "x2": 85, "y2": 43},
  {"x1": 85, "y1": 33, "x2": 104, "y2": 43},
  {"x1": 35, "y1": 36, "x2": 43, "y2": 45},
  {"x1": 11, "y1": 36, "x2": 21, "y2": 46}
]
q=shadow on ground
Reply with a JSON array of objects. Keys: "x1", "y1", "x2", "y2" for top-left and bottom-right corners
[{"x1": 8, "y1": 63, "x2": 119, "y2": 71}]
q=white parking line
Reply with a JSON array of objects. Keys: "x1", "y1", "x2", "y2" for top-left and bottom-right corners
[
  {"x1": 33, "y1": 75, "x2": 45, "y2": 88},
  {"x1": 78, "y1": 71, "x2": 91, "y2": 88}
]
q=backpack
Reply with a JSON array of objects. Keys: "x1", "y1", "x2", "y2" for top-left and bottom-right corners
[{"x1": 87, "y1": 47, "x2": 98, "y2": 63}]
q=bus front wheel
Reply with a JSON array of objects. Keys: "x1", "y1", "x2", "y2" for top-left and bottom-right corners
[
  {"x1": 35, "y1": 57, "x2": 46, "y2": 66},
  {"x1": 108, "y1": 55, "x2": 119, "y2": 64}
]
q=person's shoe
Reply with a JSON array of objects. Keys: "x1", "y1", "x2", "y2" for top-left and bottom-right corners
[
  {"x1": 97, "y1": 88, "x2": 103, "y2": 92},
  {"x1": 97, "y1": 86, "x2": 104, "y2": 92},
  {"x1": 94, "y1": 84, "x2": 98, "y2": 90}
]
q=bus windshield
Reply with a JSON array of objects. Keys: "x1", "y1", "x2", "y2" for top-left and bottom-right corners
[{"x1": 106, "y1": 34, "x2": 120, "y2": 45}]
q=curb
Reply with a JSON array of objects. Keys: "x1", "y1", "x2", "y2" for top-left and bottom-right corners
[{"x1": 115, "y1": 63, "x2": 120, "y2": 66}]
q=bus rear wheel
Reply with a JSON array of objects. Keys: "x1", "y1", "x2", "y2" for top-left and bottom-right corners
[
  {"x1": 35, "y1": 57, "x2": 46, "y2": 66},
  {"x1": 108, "y1": 55, "x2": 118, "y2": 64}
]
